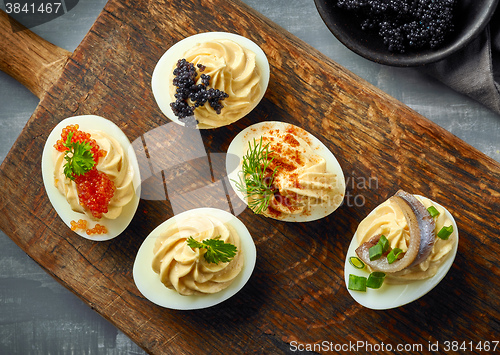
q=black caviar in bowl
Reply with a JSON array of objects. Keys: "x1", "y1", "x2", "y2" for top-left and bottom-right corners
[{"x1": 314, "y1": 0, "x2": 499, "y2": 66}]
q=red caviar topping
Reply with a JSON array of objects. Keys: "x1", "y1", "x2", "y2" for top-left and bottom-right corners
[
  {"x1": 75, "y1": 168, "x2": 115, "y2": 219},
  {"x1": 56, "y1": 125, "x2": 115, "y2": 220},
  {"x1": 54, "y1": 124, "x2": 106, "y2": 164},
  {"x1": 70, "y1": 219, "x2": 87, "y2": 231},
  {"x1": 70, "y1": 219, "x2": 108, "y2": 235},
  {"x1": 86, "y1": 223, "x2": 108, "y2": 235}
]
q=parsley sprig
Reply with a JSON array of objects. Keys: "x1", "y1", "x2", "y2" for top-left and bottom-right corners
[
  {"x1": 62, "y1": 132, "x2": 95, "y2": 180},
  {"x1": 187, "y1": 236, "x2": 237, "y2": 264},
  {"x1": 233, "y1": 137, "x2": 278, "y2": 215}
]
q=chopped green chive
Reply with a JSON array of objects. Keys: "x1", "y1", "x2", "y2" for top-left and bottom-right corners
[
  {"x1": 437, "y1": 225, "x2": 453, "y2": 240},
  {"x1": 348, "y1": 274, "x2": 366, "y2": 292},
  {"x1": 349, "y1": 272, "x2": 386, "y2": 291},
  {"x1": 387, "y1": 248, "x2": 403, "y2": 264},
  {"x1": 368, "y1": 235, "x2": 389, "y2": 261},
  {"x1": 369, "y1": 243, "x2": 383, "y2": 261},
  {"x1": 366, "y1": 272, "x2": 386, "y2": 289},
  {"x1": 427, "y1": 206, "x2": 440, "y2": 218},
  {"x1": 349, "y1": 256, "x2": 365, "y2": 269},
  {"x1": 379, "y1": 235, "x2": 389, "y2": 252}
]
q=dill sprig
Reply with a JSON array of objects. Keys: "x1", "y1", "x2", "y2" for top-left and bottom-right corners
[{"x1": 233, "y1": 137, "x2": 277, "y2": 215}]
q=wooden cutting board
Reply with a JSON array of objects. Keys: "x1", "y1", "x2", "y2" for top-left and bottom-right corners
[{"x1": 1, "y1": 0, "x2": 499, "y2": 353}]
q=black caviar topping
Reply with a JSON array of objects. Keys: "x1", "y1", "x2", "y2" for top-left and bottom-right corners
[
  {"x1": 170, "y1": 59, "x2": 229, "y2": 124},
  {"x1": 336, "y1": 0, "x2": 456, "y2": 53}
]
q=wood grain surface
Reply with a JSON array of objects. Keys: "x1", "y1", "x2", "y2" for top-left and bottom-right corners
[
  {"x1": 0, "y1": 10, "x2": 71, "y2": 99},
  {"x1": 1, "y1": 0, "x2": 499, "y2": 353}
]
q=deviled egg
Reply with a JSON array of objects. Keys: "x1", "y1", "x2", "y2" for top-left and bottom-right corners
[
  {"x1": 227, "y1": 121, "x2": 346, "y2": 222},
  {"x1": 151, "y1": 32, "x2": 270, "y2": 129},
  {"x1": 133, "y1": 208, "x2": 256, "y2": 310},
  {"x1": 344, "y1": 190, "x2": 459, "y2": 309},
  {"x1": 41, "y1": 115, "x2": 141, "y2": 241}
]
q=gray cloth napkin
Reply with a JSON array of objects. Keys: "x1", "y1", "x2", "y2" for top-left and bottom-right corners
[{"x1": 424, "y1": 11, "x2": 500, "y2": 114}]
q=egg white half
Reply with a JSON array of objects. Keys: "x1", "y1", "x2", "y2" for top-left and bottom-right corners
[
  {"x1": 41, "y1": 115, "x2": 141, "y2": 241},
  {"x1": 226, "y1": 121, "x2": 346, "y2": 222},
  {"x1": 133, "y1": 207, "x2": 256, "y2": 310},
  {"x1": 344, "y1": 195, "x2": 459, "y2": 310},
  {"x1": 151, "y1": 31, "x2": 270, "y2": 129}
]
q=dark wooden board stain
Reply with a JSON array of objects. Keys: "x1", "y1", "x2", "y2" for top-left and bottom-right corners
[{"x1": 1, "y1": 0, "x2": 499, "y2": 353}]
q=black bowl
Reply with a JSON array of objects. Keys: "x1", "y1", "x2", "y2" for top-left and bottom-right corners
[{"x1": 314, "y1": 0, "x2": 499, "y2": 67}]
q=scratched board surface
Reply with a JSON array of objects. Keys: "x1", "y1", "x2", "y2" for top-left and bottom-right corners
[{"x1": 0, "y1": 0, "x2": 499, "y2": 353}]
